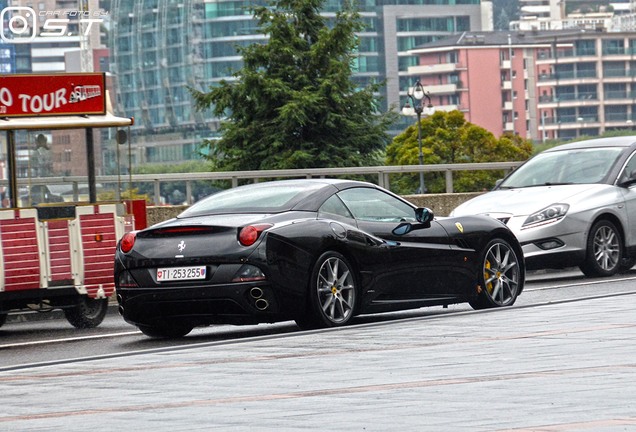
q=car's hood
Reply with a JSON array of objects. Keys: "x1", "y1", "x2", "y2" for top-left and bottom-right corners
[{"x1": 452, "y1": 184, "x2": 610, "y2": 217}]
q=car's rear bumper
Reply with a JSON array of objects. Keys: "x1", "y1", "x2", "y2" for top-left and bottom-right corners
[{"x1": 116, "y1": 281, "x2": 288, "y2": 327}]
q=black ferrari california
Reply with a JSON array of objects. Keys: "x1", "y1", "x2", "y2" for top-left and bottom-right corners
[{"x1": 115, "y1": 179, "x2": 525, "y2": 337}]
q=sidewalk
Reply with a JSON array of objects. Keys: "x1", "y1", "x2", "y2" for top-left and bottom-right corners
[{"x1": 1, "y1": 293, "x2": 635, "y2": 431}]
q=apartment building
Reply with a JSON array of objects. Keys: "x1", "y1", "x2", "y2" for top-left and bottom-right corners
[{"x1": 408, "y1": 29, "x2": 636, "y2": 142}]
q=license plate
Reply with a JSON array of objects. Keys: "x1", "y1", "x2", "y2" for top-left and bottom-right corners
[{"x1": 157, "y1": 266, "x2": 207, "y2": 282}]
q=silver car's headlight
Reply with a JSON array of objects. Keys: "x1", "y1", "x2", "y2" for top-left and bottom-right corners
[{"x1": 522, "y1": 203, "x2": 569, "y2": 229}]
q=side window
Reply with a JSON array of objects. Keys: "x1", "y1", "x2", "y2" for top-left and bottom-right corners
[
  {"x1": 619, "y1": 151, "x2": 636, "y2": 184},
  {"x1": 318, "y1": 195, "x2": 354, "y2": 220},
  {"x1": 337, "y1": 187, "x2": 416, "y2": 222}
]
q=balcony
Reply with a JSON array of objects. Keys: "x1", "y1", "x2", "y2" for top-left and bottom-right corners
[
  {"x1": 426, "y1": 83, "x2": 458, "y2": 95},
  {"x1": 542, "y1": 115, "x2": 600, "y2": 127},
  {"x1": 536, "y1": 48, "x2": 595, "y2": 63},
  {"x1": 602, "y1": 47, "x2": 636, "y2": 57},
  {"x1": 408, "y1": 63, "x2": 463, "y2": 75},
  {"x1": 538, "y1": 93, "x2": 598, "y2": 106},
  {"x1": 538, "y1": 70, "x2": 598, "y2": 82}
]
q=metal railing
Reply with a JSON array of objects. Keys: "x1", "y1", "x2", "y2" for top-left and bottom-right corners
[{"x1": 7, "y1": 162, "x2": 524, "y2": 206}]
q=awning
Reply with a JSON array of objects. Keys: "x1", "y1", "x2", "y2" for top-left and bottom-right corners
[{"x1": 0, "y1": 112, "x2": 133, "y2": 130}]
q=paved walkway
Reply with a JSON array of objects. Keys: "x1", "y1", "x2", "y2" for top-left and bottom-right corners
[{"x1": 1, "y1": 293, "x2": 636, "y2": 431}]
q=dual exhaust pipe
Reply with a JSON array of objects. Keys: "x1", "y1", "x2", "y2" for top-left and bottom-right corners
[{"x1": 250, "y1": 287, "x2": 269, "y2": 311}]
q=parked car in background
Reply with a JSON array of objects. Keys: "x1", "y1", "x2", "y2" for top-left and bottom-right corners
[
  {"x1": 115, "y1": 179, "x2": 525, "y2": 338},
  {"x1": 451, "y1": 136, "x2": 636, "y2": 277}
]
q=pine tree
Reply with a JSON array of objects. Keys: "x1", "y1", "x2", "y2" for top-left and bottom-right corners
[{"x1": 190, "y1": 0, "x2": 397, "y2": 171}]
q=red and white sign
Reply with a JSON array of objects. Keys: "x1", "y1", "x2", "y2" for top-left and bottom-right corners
[{"x1": 0, "y1": 73, "x2": 106, "y2": 117}]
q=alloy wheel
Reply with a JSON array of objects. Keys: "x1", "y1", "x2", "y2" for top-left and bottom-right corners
[
  {"x1": 593, "y1": 225, "x2": 620, "y2": 272},
  {"x1": 482, "y1": 241, "x2": 520, "y2": 306},
  {"x1": 315, "y1": 256, "x2": 356, "y2": 324}
]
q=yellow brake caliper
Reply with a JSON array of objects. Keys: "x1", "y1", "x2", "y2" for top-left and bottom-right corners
[{"x1": 484, "y1": 260, "x2": 494, "y2": 294}]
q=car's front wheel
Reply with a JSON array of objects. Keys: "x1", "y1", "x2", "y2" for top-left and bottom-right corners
[
  {"x1": 470, "y1": 238, "x2": 522, "y2": 310},
  {"x1": 580, "y1": 220, "x2": 623, "y2": 277},
  {"x1": 295, "y1": 251, "x2": 358, "y2": 330}
]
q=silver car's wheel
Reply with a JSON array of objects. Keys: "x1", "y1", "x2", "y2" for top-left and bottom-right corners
[
  {"x1": 470, "y1": 238, "x2": 521, "y2": 310},
  {"x1": 580, "y1": 220, "x2": 622, "y2": 277},
  {"x1": 296, "y1": 251, "x2": 357, "y2": 329}
]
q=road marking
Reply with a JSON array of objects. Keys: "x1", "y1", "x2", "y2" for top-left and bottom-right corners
[
  {"x1": 0, "y1": 331, "x2": 140, "y2": 349},
  {"x1": 525, "y1": 274, "x2": 636, "y2": 292}
]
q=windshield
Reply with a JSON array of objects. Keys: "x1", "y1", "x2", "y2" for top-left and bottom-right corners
[
  {"x1": 179, "y1": 181, "x2": 325, "y2": 217},
  {"x1": 499, "y1": 147, "x2": 624, "y2": 188}
]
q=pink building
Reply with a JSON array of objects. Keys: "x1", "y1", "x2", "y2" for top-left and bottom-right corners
[{"x1": 408, "y1": 30, "x2": 636, "y2": 142}]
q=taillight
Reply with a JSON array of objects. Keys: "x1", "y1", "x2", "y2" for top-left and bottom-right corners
[
  {"x1": 120, "y1": 231, "x2": 137, "y2": 253},
  {"x1": 238, "y1": 224, "x2": 273, "y2": 247}
]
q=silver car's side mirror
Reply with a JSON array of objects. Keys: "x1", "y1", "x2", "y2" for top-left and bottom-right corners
[{"x1": 619, "y1": 169, "x2": 636, "y2": 188}]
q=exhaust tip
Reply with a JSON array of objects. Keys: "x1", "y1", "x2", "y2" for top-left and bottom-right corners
[
  {"x1": 250, "y1": 287, "x2": 264, "y2": 299},
  {"x1": 255, "y1": 298, "x2": 269, "y2": 311}
]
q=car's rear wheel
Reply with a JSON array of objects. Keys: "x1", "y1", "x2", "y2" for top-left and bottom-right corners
[
  {"x1": 64, "y1": 297, "x2": 108, "y2": 329},
  {"x1": 579, "y1": 220, "x2": 622, "y2": 277},
  {"x1": 138, "y1": 323, "x2": 193, "y2": 338},
  {"x1": 470, "y1": 238, "x2": 522, "y2": 310},
  {"x1": 295, "y1": 251, "x2": 358, "y2": 330}
]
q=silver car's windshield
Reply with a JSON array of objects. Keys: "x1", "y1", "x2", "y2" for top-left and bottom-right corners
[{"x1": 499, "y1": 147, "x2": 623, "y2": 188}]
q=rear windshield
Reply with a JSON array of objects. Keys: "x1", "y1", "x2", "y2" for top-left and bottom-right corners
[{"x1": 179, "y1": 182, "x2": 325, "y2": 217}]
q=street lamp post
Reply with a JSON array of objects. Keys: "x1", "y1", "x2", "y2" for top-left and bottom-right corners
[{"x1": 402, "y1": 80, "x2": 434, "y2": 194}]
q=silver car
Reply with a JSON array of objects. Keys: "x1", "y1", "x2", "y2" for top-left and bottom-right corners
[{"x1": 451, "y1": 136, "x2": 636, "y2": 277}]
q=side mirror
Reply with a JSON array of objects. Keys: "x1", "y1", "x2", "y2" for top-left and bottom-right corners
[
  {"x1": 392, "y1": 223, "x2": 412, "y2": 236},
  {"x1": 619, "y1": 169, "x2": 636, "y2": 188},
  {"x1": 415, "y1": 207, "x2": 434, "y2": 223},
  {"x1": 392, "y1": 207, "x2": 434, "y2": 236}
]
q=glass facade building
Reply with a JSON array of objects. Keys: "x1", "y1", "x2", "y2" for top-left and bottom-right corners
[
  {"x1": 110, "y1": 0, "x2": 490, "y2": 165},
  {"x1": 0, "y1": 0, "x2": 16, "y2": 73}
]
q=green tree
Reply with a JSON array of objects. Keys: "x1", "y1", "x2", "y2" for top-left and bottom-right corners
[
  {"x1": 132, "y1": 161, "x2": 224, "y2": 203},
  {"x1": 190, "y1": 0, "x2": 397, "y2": 171},
  {"x1": 386, "y1": 110, "x2": 533, "y2": 194}
]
